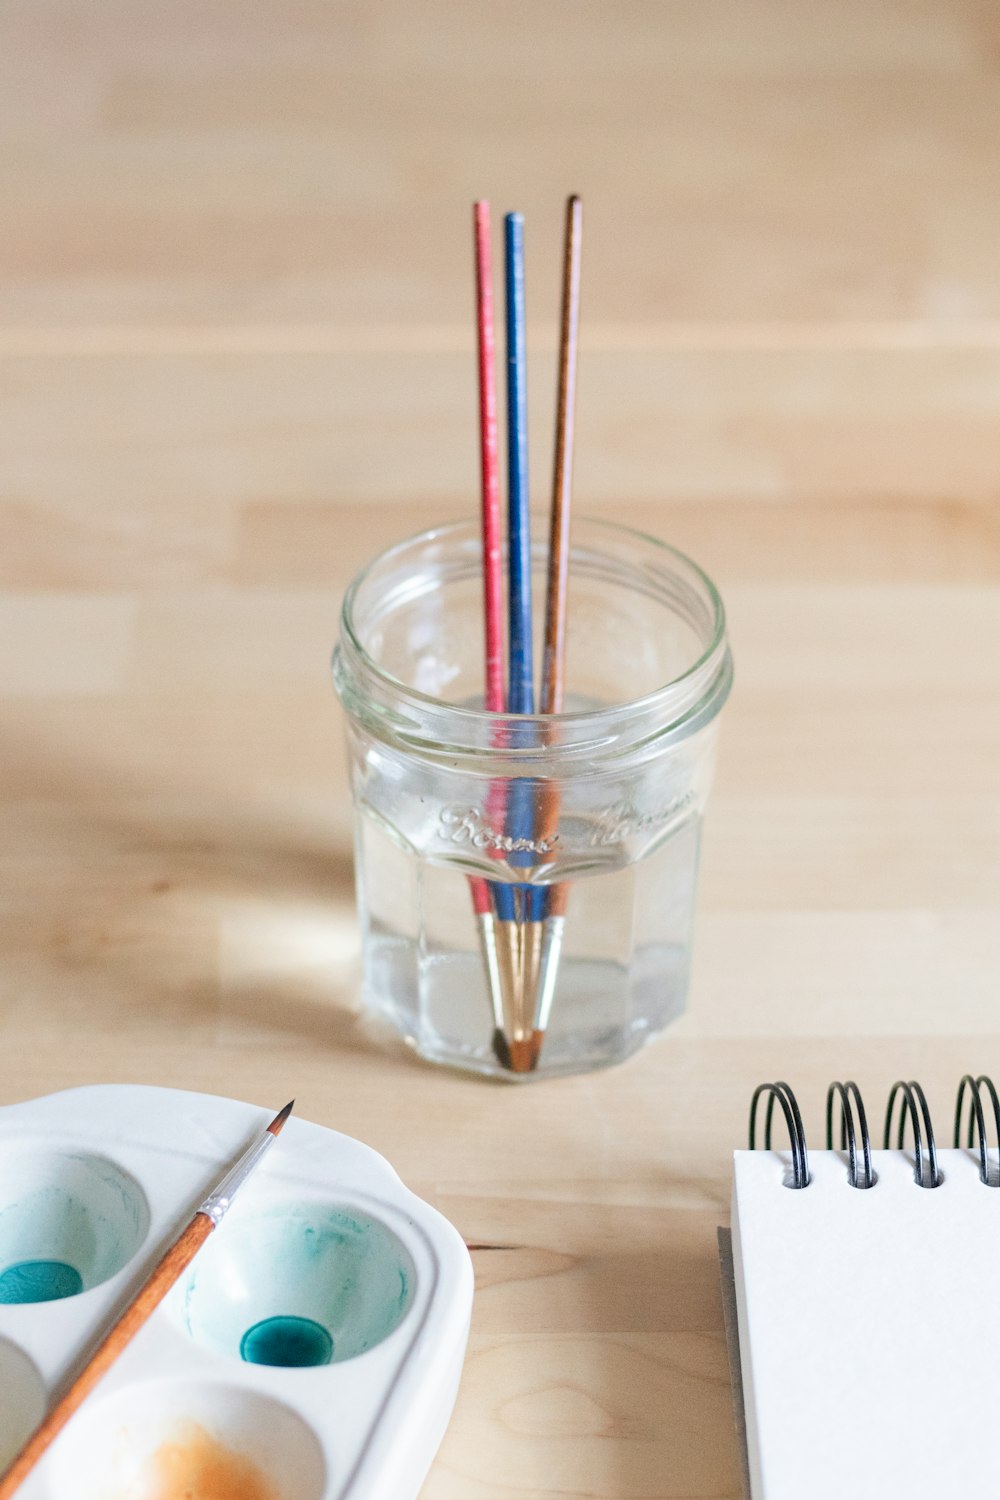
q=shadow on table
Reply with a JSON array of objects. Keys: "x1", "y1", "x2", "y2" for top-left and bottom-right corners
[{"x1": 0, "y1": 717, "x2": 427, "y2": 1071}]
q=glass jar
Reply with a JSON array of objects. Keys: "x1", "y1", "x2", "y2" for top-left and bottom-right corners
[{"x1": 333, "y1": 518, "x2": 732, "y2": 1081}]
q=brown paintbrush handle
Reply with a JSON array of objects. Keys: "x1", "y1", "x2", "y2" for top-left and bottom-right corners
[
  {"x1": 547, "y1": 881, "x2": 568, "y2": 918},
  {"x1": 534, "y1": 193, "x2": 582, "y2": 968},
  {"x1": 0, "y1": 1212, "x2": 215, "y2": 1497},
  {"x1": 533, "y1": 774, "x2": 562, "y2": 877},
  {"x1": 540, "y1": 193, "x2": 582, "y2": 718}
]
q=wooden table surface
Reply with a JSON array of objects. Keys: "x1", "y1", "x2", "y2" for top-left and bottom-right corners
[{"x1": 3, "y1": 4, "x2": 1000, "y2": 1496}]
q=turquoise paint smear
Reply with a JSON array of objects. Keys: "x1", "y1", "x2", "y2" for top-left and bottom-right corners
[
  {"x1": 0, "y1": 1259, "x2": 83, "y2": 1304},
  {"x1": 184, "y1": 1203, "x2": 416, "y2": 1366}
]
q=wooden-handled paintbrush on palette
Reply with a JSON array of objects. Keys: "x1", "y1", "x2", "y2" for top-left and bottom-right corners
[{"x1": 0, "y1": 1101, "x2": 294, "y2": 1497}]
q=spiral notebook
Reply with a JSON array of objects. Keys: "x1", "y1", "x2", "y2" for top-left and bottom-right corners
[{"x1": 726, "y1": 1079, "x2": 1000, "y2": 1499}]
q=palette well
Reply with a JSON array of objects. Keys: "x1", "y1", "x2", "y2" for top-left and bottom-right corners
[{"x1": 0, "y1": 1085, "x2": 474, "y2": 1499}]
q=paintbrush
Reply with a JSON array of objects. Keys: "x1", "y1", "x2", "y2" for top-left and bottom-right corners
[
  {"x1": 469, "y1": 200, "x2": 509, "y2": 1069},
  {"x1": 0, "y1": 1100, "x2": 295, "y2": 1497},
  {"x1": 496, "y1": 210, "x2": 545, "y2": 1073},
  {"x1": 531, "y1": 193, "x2": 583, "y2": 1070}
]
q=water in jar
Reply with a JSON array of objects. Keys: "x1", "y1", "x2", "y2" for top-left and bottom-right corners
[{"x1": 354, "y1": 801, "x2": 700, "y2": 1080}]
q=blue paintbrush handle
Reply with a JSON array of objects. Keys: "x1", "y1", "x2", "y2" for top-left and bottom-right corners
[
  {"x1": 493, "y1": 878, "x2": 517, "y2": 921},
  {"x1": 505, "y1": 213, "x2": 534, "y2": 720},
  {"x1": 493, "y1": 870, "x2": 544, "y2": 921},
  {"x1": 508, "y1": 775, "x2": 545, "y2": 921},
  {"x1": 501, "y1": 213, "x2": 543, "y2": 924}
]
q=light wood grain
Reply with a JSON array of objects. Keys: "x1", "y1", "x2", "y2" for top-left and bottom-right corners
[{"x1": 2, "y1": 3, "x2": 1000, "y2": 1496}]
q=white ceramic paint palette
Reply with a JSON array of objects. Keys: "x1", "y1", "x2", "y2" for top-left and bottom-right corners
[{"x1": 0, "y1": 1085, "x2": 473, "y2": 1499}]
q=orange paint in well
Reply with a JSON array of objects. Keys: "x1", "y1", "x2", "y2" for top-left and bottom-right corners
[{"x1": 130, "y1": 1421, "x2": 278, "y2": 1500}]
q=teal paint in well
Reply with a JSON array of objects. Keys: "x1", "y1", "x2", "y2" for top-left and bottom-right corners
[
  {"x1": 240, "y1": 1315, "x2": 334, "y2": 1367},
  {"x1": 0, "y1": 1259, "x2": 83, "y2": 1304},
  {"x1": 0, "y1": 1151, "x2": 150, "y2": 1300},
  {"x1": 183, "y1": 1203, "x2": 416, "y2": 1366}
]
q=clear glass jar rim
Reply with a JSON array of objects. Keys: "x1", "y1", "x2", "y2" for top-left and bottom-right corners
[{"x1": 340, "y1": 514, "x2": 727, "y2": 715}]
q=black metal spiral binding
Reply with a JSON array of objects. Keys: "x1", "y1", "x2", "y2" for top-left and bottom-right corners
[
  {"x1": 749, "y1": 1081, "x2": 810, "y2": 1188},
  {"x1": 825, "y1": 1080, "x2": 875, "y2": 1188},
  {"x1": 884, "y1": 1080, "x2": 941, "y2": 1187},
  {"x1": 954, "y1": 1075, "x2": 1000, "y2": 1185}
]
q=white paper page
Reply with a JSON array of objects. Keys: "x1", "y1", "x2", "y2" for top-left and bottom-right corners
[{"x1": 732, "y1": 1147, "x2": 1000, "y2": 1500}]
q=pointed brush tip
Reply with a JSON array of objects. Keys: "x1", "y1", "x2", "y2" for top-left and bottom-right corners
[
  {"x1": 266, "y1": 1099, "x2": 295, "y2": 1136},
  {"x1": 507, "y1": 1039, "x2": 534, "y2": 1074},
  {"x1": 492, "y1": 1029, "x2": 512, "y2": 1071}
]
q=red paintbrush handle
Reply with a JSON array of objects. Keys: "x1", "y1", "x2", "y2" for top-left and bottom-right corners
[
  {"x1": 474, "y1": 201, "x2": 504, "y2": 716},
  {"x1": 468, "y1": 875, "x2": 491, "y2": 915}
]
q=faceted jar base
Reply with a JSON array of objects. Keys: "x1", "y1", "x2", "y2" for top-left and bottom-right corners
[{"x1": 365, "y1": 945, "x2": 689, "y2": 1082}]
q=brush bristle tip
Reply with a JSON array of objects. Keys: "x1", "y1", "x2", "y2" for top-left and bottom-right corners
[
  {"x1": 267, "y1": 1100, "x2": 295, "y2": 1136},
  {"x1": 507, "y1": 1039, "x2": 534, "y2": 1074},
  {"x1": 492, "y1": 1029, "x2": 512, "y2": 1071}
]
